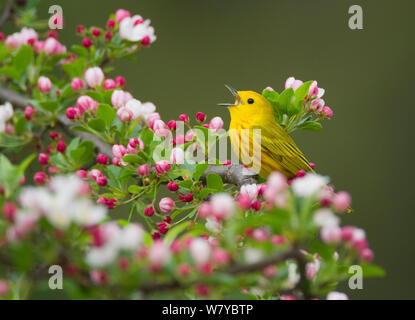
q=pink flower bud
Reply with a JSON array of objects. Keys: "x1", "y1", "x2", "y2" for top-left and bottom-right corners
[
  {"x1": 179, "y1": 114, "x2": 189, "y2": 122},
  {"x1": 212, "y1": 248, "x2": 230, "y2": 265},
  {"x1": 43, "y1": 37, "x2": 63, "y2": 54},
  {"x1": 263, "y1": 265, "x2": 277, "y2": 277},
  {"x1": 84, "y1": 67, "x2": 104, "y2": 88},
  {"x1": 340, "y1": 226, "x2": 355, "y2": 241},
  {"x1": 332, "y1": 191, "x2": 351, "y2": 212},
  {"x1": 76, "y1": 25, "x2": 86, "y2": 34},
  {"x1": 34, "y1": 172, "x2": 47, "y2": 185},
  {"x1": 112, "y1": 144, "x2": 127, "y2": 158},
  {"x1": 115, "y1": 76, "x2": 126, "y2": 87},
  {"x1": 167, "y1": 181, "x2": 179, "y2": 192},
  {"x1": 153, "y1": 120, "x2": 170, "y2": 137},
  {"x1": 252, "y1": 228, "x2": 268, "y2": 242},
  {"x1": 196, "y1": 112, "x2": 206, "y2": 122},
  {"x1": 147, "y1": 112, "x2": 161, "y2": 129},
  {"x1": 321, "y1": 226, "x2": 341, "y2": 244},
  {"x1": 157, "y1": 222, "x2": 169, "y2": 234},
  {"x1": 96, "y1": 175, "x2": 107, "y2": 187},
  {"x1": 76, "y1": 170, "x2": 88, "y2": 179},
  {"x1": 296, "y1": 169, "x2": 306, "y2": 178},
  {"x1": 38, "y1": 153, "x2": 49, "y2": 165},
  {"x1": 82, "y1": 37, "x2": 92, "y2": 48},
  {"x1": 2, "y1": 202, "x2": 16, "y2": 222},
  {"x1": 159, "y1": 197, "x2": 174, "y2": 213},
  {"x1": 198, "y1": 202, "x2": 212, "y2": 219},
  {"x1": 97, "y1": 153, "x2": 108, "y2": 165},
  {"x1": 66, "y1": 107, "x2": 80, "y2": 120},
  {"x1": 104, "y1": 31, "x2": 112, "y2": 40},
  {"x1": 71, "y1": 77, "x2": 84, "y2": 91},
  {"x1": 89, "y1": 169, "x2": 102, "y2": 181},
  {"x1": 308, "y1": 81, "x2": 319, "y2": 97},
  {"x1": 117, "y1": 107, "x2": 133, "y2": 122},
  {"x1": 115, "y1": 9, "x2": 131, "y2": 23},
  {"x1": 170, "y1": 148, "x2": 184, "y2": 164},
  {"x1": 237, "y1": 195, "x2": 251, "y2": 210},
  {"x1": 178, "y1": 263, "x2": 191, "y2": 276},
  {"x1": 155, "y1": 160, "x2": 170, "y2": 174},
  {"x1": 141, "y1": 36, "x2": 150, "y2": 46},
  {"x1": 185, "y1": 130, "x2": 195, "y2": 142},
  {"x1": 111, "y1": 90, "x2": 130, "y2": 108},
  {"x1": 91, "y1": 28, "x2": 101, "y2": 37},
  {"x1": 37, "y1": 76, "x2": 52, "y2": 93},
  {"x1": 103, "y1": 78, "x2": 116, "y2": 90},
  {"x1": 144, "y1": 206, "x2": 154, "y2": 217},
  {"x1": 209, "y1": 116, "x2": 224, "y2": 131},
  {"x1": 107, "y1": 19, "x2": 115, "y2": 28},
  {"x1": 168, "y1": 120, "x2": 177, "y2": 130},
  {"x1": 251, "y1": 200, "x2": 261, "y2": 211},
  {"x1": 322, "y1": 106, "x2": 333, "y2": 118},
  {"x1": 310, "y1": 98, "x2": 324, "y2": 112},
  {"x1": 359, "y1": 248, "x2": 374, "y2": 262},
  {"x1": 137, "y1": 164, "x2": 150, "y2": 176},
  {"x1": 0, "y1": 280, "x2": 9, "y2": 297},
  {"x1": 271, "y1": 235, "x2": 285, "y2": 245},
  {"x1": 285, "y1": 77, "x2": 303, "y2": 91},
  {"x1": 24, "y1": 105, "x2": 35, "y2": 120},
  {"x1": 77, "y1": 95, "x2": 98, "y2": 113},
  {"x1": 184, "y1": 193, "x2": 194, "y2": 202},
  {"x1": 56, "y1": 140, "x2": 66, "y2": 153}
]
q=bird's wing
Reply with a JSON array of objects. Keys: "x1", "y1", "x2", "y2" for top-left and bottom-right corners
[{"x1": 252, "y1": 122, "x2": 312, "y2": 176}]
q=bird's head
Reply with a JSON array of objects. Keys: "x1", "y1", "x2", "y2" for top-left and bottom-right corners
[{"x1": 219, "y1": 85, "x2": 274, "y2": 120}]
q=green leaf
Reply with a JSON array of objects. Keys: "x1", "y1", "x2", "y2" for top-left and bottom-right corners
[
  {"x1": 39, "y1": 100, "x2": 59, "y2": 113},
  {"x1": 128, "y1": 185, "x2": 143, "y2": 194},
  {"x1": 164, "y1": 221, "x2": 191, "y2": 245},
  {"x1": 361, "y1": 264, "x2": 386, "y2": 278},
  {"x1": 0, "y1": 66, "x2": 20, "y2": 81},
  {"x1": 206, "y1": 173, "x2": 223, "y2": 191},
  {"x1": 0, "y1": 154, "x2": 34, "y2": 198},
  {"x1": 296, "y1": 121, "x2": 322, "y2": 131},
  {"x1": 85, "y1": 90, "x2": 103, "y2": 102},
  {"x1": 277, "y1": 88, "x2": 294, "y2": 115},
  {"x1": 13, "y1": 45, "x2": 34, "y2": 73},
  {"x1": 96, "y1": 103, "x2": 116, "y2": 126},
  {"x1": 0, "y1": 133, "x2": 30, "y2": 147},
  {"x1": 71, "y1": 45, "x2": 89, "y2": 58},
  {"x1": 69, "y1": 140, "x2": 94, "y2": 165},
  {"x1": 193, "y1": 163, "x2": 209, "y2": 181},
  {"x1": 294, "y1": 80, "x2": 313, "y2": 101},
  {"x1": 87, "y1": 118, "x2": 106, "y2": 132},
  {"x1": 122, "y1": 154, "x2": 140, "y2": 164}
]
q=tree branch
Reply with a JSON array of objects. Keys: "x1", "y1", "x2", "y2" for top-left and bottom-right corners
[
  {"x1": 0, "y1": 0, "x2": 14, "y2": 29},
  {"x1": 0, "y1": 87, "x2": 258, "y2": 185}
]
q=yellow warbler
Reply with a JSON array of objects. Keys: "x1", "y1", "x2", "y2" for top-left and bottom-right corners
[{"x1": 220, "y1": 85, "x2": 313, "y2": 179}]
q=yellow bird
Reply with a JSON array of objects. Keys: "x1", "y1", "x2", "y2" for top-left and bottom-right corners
[{"x1": 219, "y1": 85, "x2": 313, "y2": 179}]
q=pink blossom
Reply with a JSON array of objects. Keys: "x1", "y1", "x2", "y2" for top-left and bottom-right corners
[
  {"x1": 115, "y1": 9, "x2": 131, "y2": 23},
  {"x1": 155, "y1": 160, "x2": 170, "y2": 175},
  {"x1": 97, "y1": 154, "x2": 108, "y2": 165},
  {"x1": 179, "y1": 114, "x2": 189, "y2": 122},
  {"x1": 103, "y1": 79, "x2": 117, "y2": 90},
  {"x1": 112, "y1": 144, "x2": 127, "y2": 158},
  {"x1": 147, "y1": 112, "x2": 161, "y2": 129},
  {"x1": 38, "y1": 76, "x2": 52, "y2": 93},
  {"x1": 359, "y1": 248, "x2": 374, "y2": 262},
  {"x1": 322, "y1": 106, "x2": 333, "y2": 118},
  {"x1": 76, "y1": 170, "x2": 88, "y2": 179},
  {"x1": 24, "y1": 105, "x2": 35, "y2": 121},
  {"x1": 209, "y1": 116, "x2": 224, "y2": 131},
  {"x1": 240, "y1": 184, "x2": 258, "y2": 202},
  {"x1": 263, "y1": 266, "x2": 277, "y2": 277},
  {"x1": 117, "y1": 107, "x2": 133, "y2": 122},
  {"x1": 198, "y1": 202, "x2": 212, "y2": 219},
  {"x1": 89, "y1": 169, "x2": 102, "y2": 181},
  {"x1": 71, "y1": 78, "x2": 84, "y2": 91},
  {"x1": 212, "y1": 248, "x2": 230, "y2": 265},
  {"x1": 285, "y1": 77, "x2": 303, "y2": 91},
  {"x1": 34, "y1": 172, "x2": 47, "y2": 185},
  {"x1": 77, "y1": 95, "x2": 98, "y2": 113},
  {"x1": 137, "y1": 164, "x2": 150, "y2": 176},
  {"x1": 252, "y1": 228, "x2": 268, "y2": 242},
  {"x1": 43, "y1": 37, "x2": 66, "y2": 54},
  {"x1": 321, "y1": 225, "x2": 341, "y2": 244},
  {"x1": 310, "y1": 98, "x2": 325, "y2": 112},
  {"x1": 153, "y1": 119, "x2": 170, "y2": 137},
  {"x1": 159, "y1": 197, "x2": 174, "y2": 213},
  {"x1": 84, "y1": 67, "x2": 104, "y2": 88},
  {"x1": 0, "y1": 280, "x2": 9, "y2": 297},
  {"x1": 111, "y1": 90, "x2": 131, "y2": 108},
  {"x1": 148, "y1": 240, "x2": 171, "y2": 266},
  {"x1": 332, "y1": 191, "x2": 351, "y2": 212},
  {"x1": 38, "y1": 153, "x2": 49, "y2": 165},
  {"x1": 66, "y1": 107, "x2": 80, "y2": 120},
  {"x1": 167, "y1": 181, "x2": 179, "y2": 192},
  {"x1": 170, "y1": 147, "x2": 184, "y2": 164}
]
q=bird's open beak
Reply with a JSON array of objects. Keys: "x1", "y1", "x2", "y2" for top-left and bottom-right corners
[{"x1": 217, "y1": 84, "x2": 241, "y2": 107}]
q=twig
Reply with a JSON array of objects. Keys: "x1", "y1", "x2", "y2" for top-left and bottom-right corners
[
  {"x1": 0, "y1": 87, "x2": 258, "y2": 185},
  {"x1": 0, "y1": 0, "x2": 14, "y2": 29}
]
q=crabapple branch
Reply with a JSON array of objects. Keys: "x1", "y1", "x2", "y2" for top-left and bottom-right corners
[
  {"x1": 0, "y1": 86, "x2": 259, "y2": 185},
  {"x1": 0, "y1": 0, "x2": 14, "y2": 29}
]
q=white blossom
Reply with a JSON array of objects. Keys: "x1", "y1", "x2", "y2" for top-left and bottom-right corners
[{"x1": 292, "y1": 173, "x2": 329, "y2": 197}]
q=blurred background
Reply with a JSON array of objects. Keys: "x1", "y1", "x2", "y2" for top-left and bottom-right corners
[{"x1": 24, "y1": 0, "x2": 415, "y2": 299}]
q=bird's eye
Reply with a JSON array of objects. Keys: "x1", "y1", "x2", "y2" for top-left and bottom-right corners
[{"x1": 247, "y1": 98, "x2": 254, "y2": 104}]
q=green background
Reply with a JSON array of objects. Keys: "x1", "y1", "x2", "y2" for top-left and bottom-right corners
[{"x1": 30, "y1": 0, "x2": 415, "y2": 299}]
